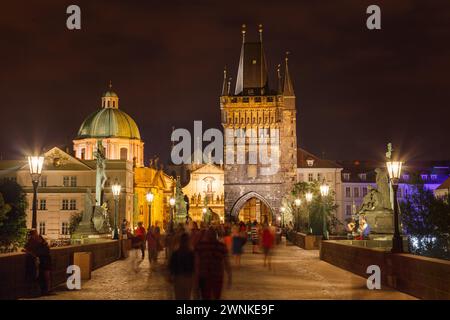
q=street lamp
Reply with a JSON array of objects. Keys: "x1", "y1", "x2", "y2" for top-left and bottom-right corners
[
  {"x1": 146, "y1": 191, "x2": 154, "y2": 229},
  {"x1": 169, "y1": 197, "x2": 176, "y2": 233},
  {"x1": 111, "y1": 181, "x2": 121, "y2": 240},
  {"x1": 28, "y1": 156, "x2": 44, "y2": 230},
  {"x1": 294, "y1": 198, "x2": 301, "y2": 232},
  {"x1": 387, "y1": 159, "x2": 403, "y2": 253},
  {"x1": 305, "y1": 192, "x2": 313, "y2": 233},
  {"x1": 320, "y1": 182, "x2": 330, "y2": 240}
]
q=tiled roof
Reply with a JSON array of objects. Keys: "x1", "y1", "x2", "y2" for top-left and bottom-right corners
[{"x1": 297, "y1": 148, "x2": 342, "y2": 169}]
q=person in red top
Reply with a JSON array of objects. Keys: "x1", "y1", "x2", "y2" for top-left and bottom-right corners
[
  {"x1": 135, "y1": 222, "x2": 146, "y2": 259},
  {"x1": 261, "y1": 224, "x2": 275, "y2": 269}
]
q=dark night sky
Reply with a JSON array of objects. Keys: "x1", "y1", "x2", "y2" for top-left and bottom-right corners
[{"x1": 1, "y1": 0, "x2": 449, "y2": 164}]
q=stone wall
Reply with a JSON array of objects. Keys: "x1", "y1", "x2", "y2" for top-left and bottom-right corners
[
  {"x1": 320, "y1": 240, "x2": 450, "y2": 299},
  {"x1": 287, "y1": 231, "x2": 322, "y2": 250},
  {"x1": 0, "y1": 240, "x2": 121, "y2": 300}
]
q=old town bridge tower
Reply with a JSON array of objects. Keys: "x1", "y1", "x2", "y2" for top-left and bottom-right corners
[{"x1": 220, "y1": 25, "x2": 298, "y2": 223}]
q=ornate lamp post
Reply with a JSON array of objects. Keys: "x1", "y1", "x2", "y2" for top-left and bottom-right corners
[
  {"x1": 320, "y1": 182, "x2": 330, "y2": 240},
  {"x1": 146, "y1": 191, "x2": 154, "y2": 229},
  {"x1": 387, "y1": 159, "x2": 403, "y2": 253},
  {"x1": 305, "y1": 192, "x2": 313, "y2": 234},
  {"x1": 294, "y1": 198, "x2": 301, "y2": 232},
  {"x1": 28, "y1": 156, "x2": 44, "y2": 230},
  {"x1": 111, "y1": 181, "x2": 121, "y2": 240},
  {"x1": 169, "y1": 197, "x2": 176, "y2": 233},
  {"x1": 202, "y1": 207, "x2": 207, "y2": 222}
]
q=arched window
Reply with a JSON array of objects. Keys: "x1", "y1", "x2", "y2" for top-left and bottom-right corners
[
  {"x1": 80, "y1": 148, "x2": 86, "y2": 160},
  {"x1": 120, "y1": 148, "x2": 128, "y2": 160}
]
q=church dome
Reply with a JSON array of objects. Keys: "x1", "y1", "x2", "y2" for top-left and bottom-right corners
[{"x1": 76, "y1": 87, "x2": 141, "y2": 140}]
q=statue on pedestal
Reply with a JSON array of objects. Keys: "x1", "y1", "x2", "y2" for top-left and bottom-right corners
[
  {"x1": 72, "y1": 188, "x2": 98, "y2": 237},
  {"x1": 358, "y1": 144, "x2": 395, "y2": 235},
  {"x1": 92, "y1": 140, "x2": 110, "y2": 234}
]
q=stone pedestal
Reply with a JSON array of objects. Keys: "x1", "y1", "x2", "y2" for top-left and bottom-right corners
[{"x1": 363, "y1": 210, "x2": 394, "y2": 234}]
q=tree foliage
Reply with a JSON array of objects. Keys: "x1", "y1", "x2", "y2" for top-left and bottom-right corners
[
  {"x1": 0, "y1": 180, "x2": 28, "y2": 252},
  {"x1": 400, "y1": 185, "x2": 450, "y2": 260},
  {"x1": 286, "y1": 181, "x2": 338, "y2": 235}
]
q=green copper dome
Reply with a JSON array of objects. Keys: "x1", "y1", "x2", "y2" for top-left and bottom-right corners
[{"x1": 77, "y1": 107, "x2": 141, "y2": 140}]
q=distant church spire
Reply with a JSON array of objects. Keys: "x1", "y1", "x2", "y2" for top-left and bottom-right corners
[
  {"x1": 283, "y1": 52, "x2": 295, "y2": 97},
  {"x1": 109, "y1": 80, "x2": 113, "y2": 90}
]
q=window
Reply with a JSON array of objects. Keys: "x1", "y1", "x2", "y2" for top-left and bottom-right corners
[
  {"x1": 39, "y1": 222, "x2": 46, "y2": 235},
  {"x1": 359, "y1": 173, "x2": 367, "y2": 181},
  {"x1": 81, "y1": 148, "x2": 86, "y2": 160},
  {"x1": 346, "y1": 205, "x2": 352, "y2": 216},
  {"x1": 306, "y1": 159, "x2": 314, "y2": 167},
  {"x1": 317, "y1": 173, "x2": 322, "y2": 182},
  {"x1": 69, "y1": 199, "x2": 77, "y2": 210},
  {"x1": 64, "y1": 176, "x2": 77, "y2": 187},
  {"x1": 343, "y1": 173, "x2": 350, "y2": 181},
  {"x1": 431, "y1": 174, "x2": 437, "y2": 181},
  {"x1": 402, "y1": 174, "x2": 409, "y2": 181},
  {"x1": 345, "y1": 187, "x2": 351, "y2": 198},
  {"x1": 39, "y1": 199, "x2": 47, "y2": 210},
  {"x1": 354, "y1": 187, "x2": 360, "y2": 198},
  {"x1": 62, "y1": 199, "x2": 69, "y2": 210},
  {"x1": 308, "y1": 173, "x2": 314, "y2": 182},
  {"x1": 362, "y1": 187, "x2": 368, "y2": 197},
  {"x1": 40, "y1": 176, "x2": 47, "y2": 187},
  {"x1": 120, "y1": 148, "x2": 128, "y2": 160},
  {"x1": 61, "y1": 222, "x2": 70, "y2": 235},
  {"x1": 421, "y1": 174, "x2": 428, "y2": 181}
]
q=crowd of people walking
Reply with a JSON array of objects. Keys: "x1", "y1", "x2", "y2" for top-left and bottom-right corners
[{"x1": 125, "y1": 218, "x2": 278, "y2": 300}]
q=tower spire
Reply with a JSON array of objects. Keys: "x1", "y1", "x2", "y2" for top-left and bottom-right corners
[
  {"x1": 283, "y1": 51, "x2": 295, "y2": 96},
  {"x1": 258, "y1": 24, "x2": 263, "y2": 42},
  {"x1": 277, "y1": 64, "x2": 282, "y2": 94},
  {"x1": 221, "y1": 66, "x2": 228, "y2": 96},
  {"x1": 241, "y1": 24, "x2": 246, "y2": 43},
  {"x1": 109, "y1": 80, "x2": 112, "y2": 90}
]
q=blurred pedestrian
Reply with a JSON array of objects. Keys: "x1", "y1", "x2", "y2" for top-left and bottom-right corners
[
  {"x1": 251, "y1": 220, "x2": 259, "y2": 253},
  {"x1": 146, "y1": 226, "x2": 158, "y2": 269},
  {"x1": 24, "y1": 230, "x2": 52, "y2": 295},
  {"x1": 169, "y1": 233, "x2": 195, "y2": 299},
  {"x1": 195, "y1": 228, "x2": 232, "y2": 300},
  {"x1": 135, "y1": 222, "x2": 146, "y2": 259},
  {"x1": 261, "y1": 225, "x2": 275, "y2": 269},
  {"x1": 231, "y1": 226, "x2": 243, "y2": 267}
]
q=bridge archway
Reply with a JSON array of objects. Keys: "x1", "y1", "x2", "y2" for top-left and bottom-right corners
[{"x1": 230, "y1": 191, "x2": 274, "y2": 224}]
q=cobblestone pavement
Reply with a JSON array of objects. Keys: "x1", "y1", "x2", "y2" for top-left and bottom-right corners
[{"x1": 37, "y1": 239, "x2": 415, "y2": 300}]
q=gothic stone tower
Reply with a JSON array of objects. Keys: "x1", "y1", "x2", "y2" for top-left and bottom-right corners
[{"x1": 221, "y1": 25, "x2": 298, "y2": 222}]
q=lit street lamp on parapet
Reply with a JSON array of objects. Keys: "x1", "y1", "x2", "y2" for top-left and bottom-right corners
[{"x1": 28, "y1": 156, "x2": 44, "y2": 230}]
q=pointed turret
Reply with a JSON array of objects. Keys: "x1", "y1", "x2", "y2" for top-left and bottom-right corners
[
  {"x1": 221, "y1": 67, "x2": 227, "y2": 96},
  {"x1": 283, "y1": 52, "x2": 295, "y2": 97},
  {"x1": 276, "y1": 64, "x2": 282, "y2": 94},
  {"x1": 234, "y1": 24, "x2": 269, "y2": 96}
]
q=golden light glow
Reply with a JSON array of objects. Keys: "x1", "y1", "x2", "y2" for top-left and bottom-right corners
[
  {"x1": 112, "y1": 182, "x2": 122, "y2": 197},
  {"x1": 28, "y1": 156, "x2": 44, "y2": 176},
  {"x1": 305, "y1": 192, "x2": 313, "y2": 202},
  {"x1": 146, "y1": 192, "x2": 154, "y2": 203},
  {"x1": 387, "y1": 161, "x2": 403, "y2": 181},
  {"x1": 320, "y1": 183, "x2": 330, "y2": 197},
  {"x1": 169, "y1": 197, "x2": 176, "y2": 207},
  {"x1": 294, "y1": 198, "x2": 301, "y2": 207}
]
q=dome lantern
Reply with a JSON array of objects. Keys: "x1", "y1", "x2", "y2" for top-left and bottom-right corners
[{"x1": 102, "y1": 81, "x2": 119, "y2": 109}]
